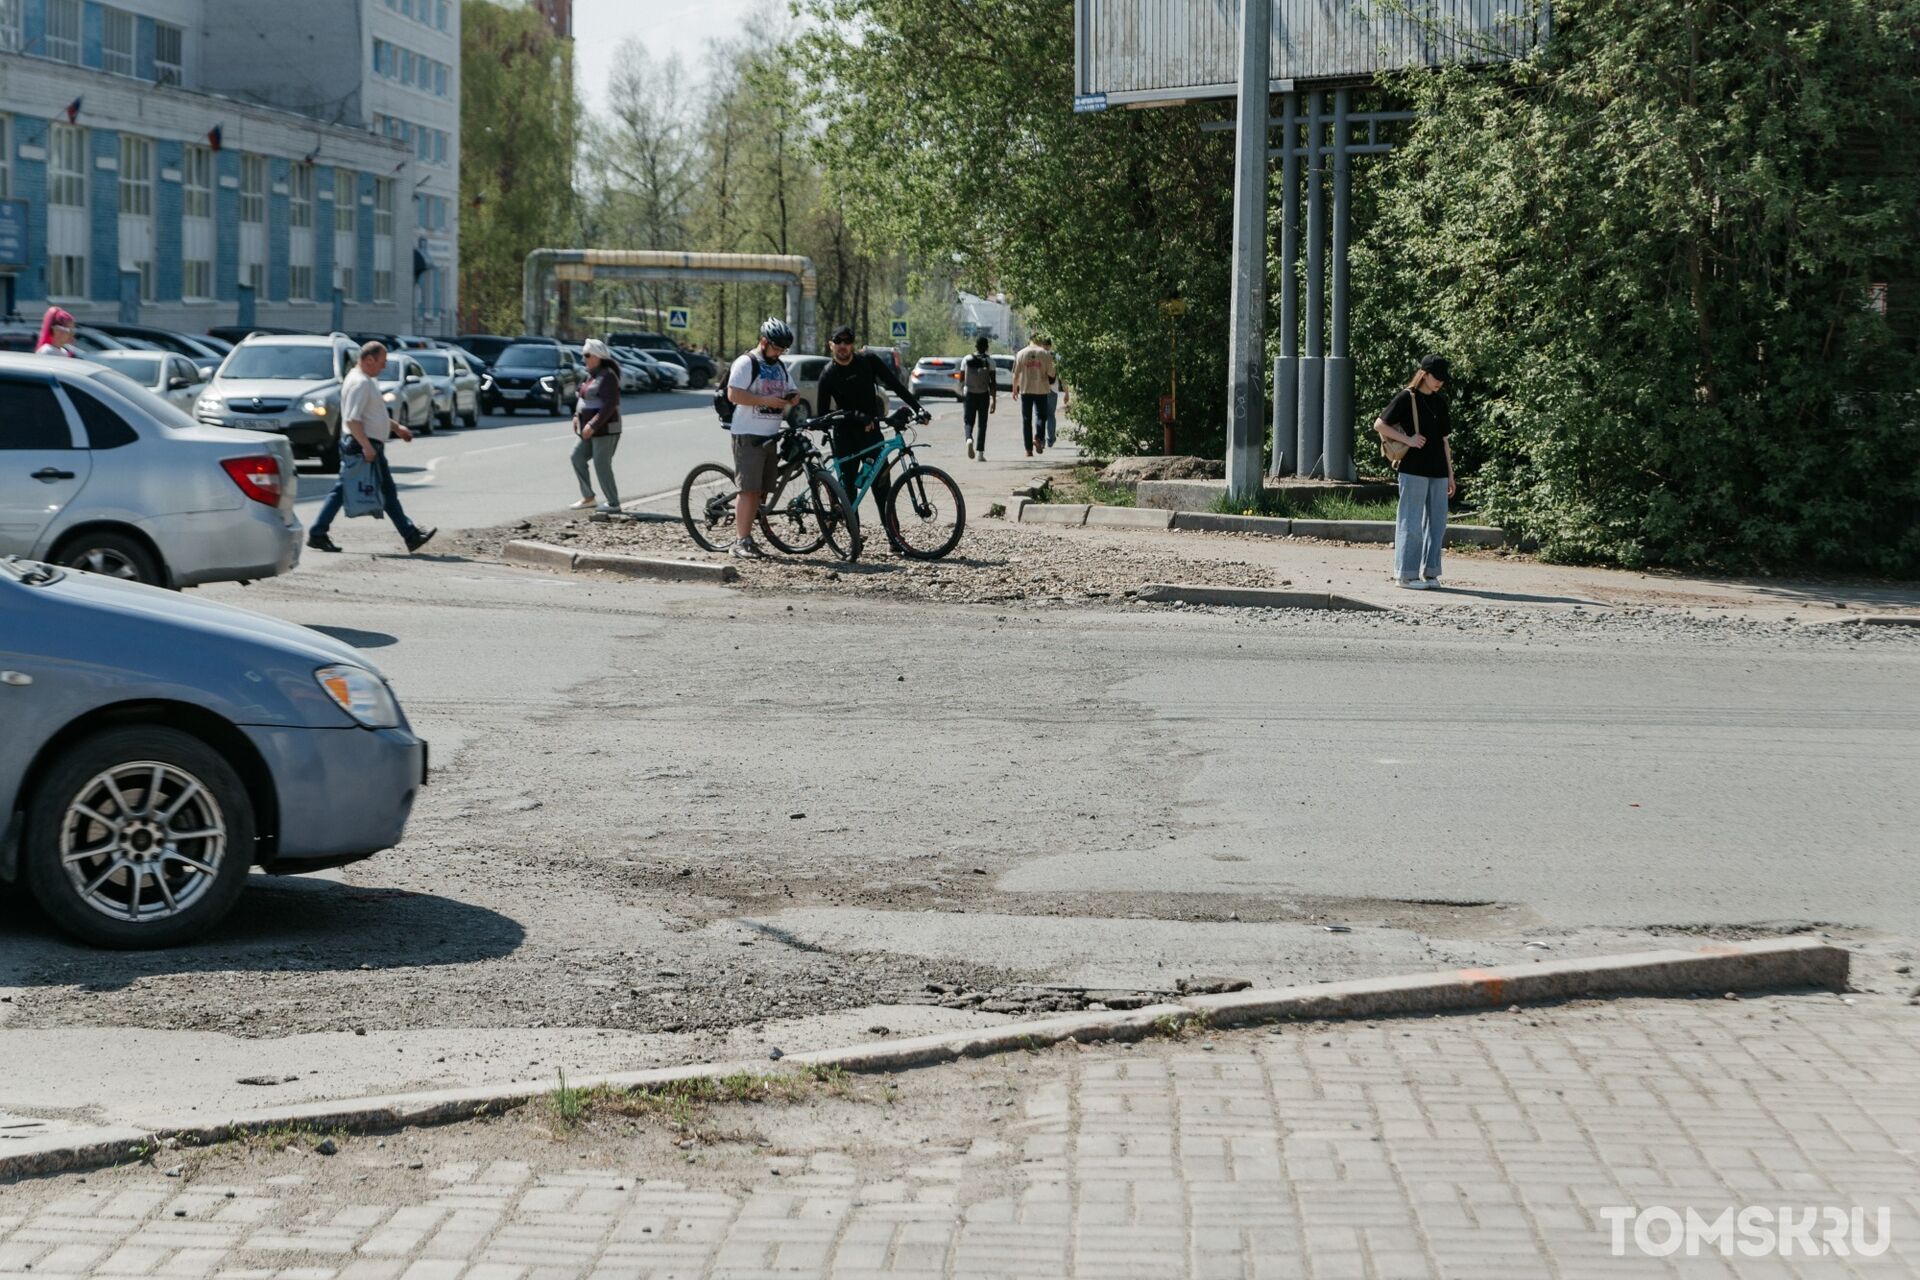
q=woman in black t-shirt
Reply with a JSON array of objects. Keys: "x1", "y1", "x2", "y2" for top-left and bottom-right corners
[{"x1": 1373, "y1": 354, "x2": 1455, "y2": 588}]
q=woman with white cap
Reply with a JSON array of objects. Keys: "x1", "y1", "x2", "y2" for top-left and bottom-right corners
[{"x1": 571, "y1": 338, "x2": 623, "y2": 514}]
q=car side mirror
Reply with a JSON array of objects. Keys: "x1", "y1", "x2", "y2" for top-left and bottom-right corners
[
  {"x1": 405, "y1": 370, "x2": 423, "y2": 383},
  {"x1": 168, "y1": 376, "x2": 192, "y2": 390}
]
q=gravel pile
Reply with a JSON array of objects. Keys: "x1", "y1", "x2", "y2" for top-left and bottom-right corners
[{"x1": 453, "y1": 510, "x2": 1279, "y2": 606}]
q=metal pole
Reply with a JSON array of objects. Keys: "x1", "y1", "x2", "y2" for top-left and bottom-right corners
[
  {"x1": 1296, "y1": 90, "x2": 1326, "y2": 478},
  {"x1": 1326, "y1": 87, "x2": 1356, "y2": 481},
  {"x1": 1224, "y1": 0, "x2": 1271, "y2": 499},
  {"x1": 1271, "y1": 91, "x2": 1299, "y2": 477}
]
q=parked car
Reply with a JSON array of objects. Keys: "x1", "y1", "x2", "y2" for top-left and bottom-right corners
[
  {"x1": 196, "y1": 332, "x2": 358, "y2": 471},
  {"x1": 606, "y1": 331, "x2": 714, "y2": 389},
  {"x1": 453, "y1": 334, "x2": 515, "y2": 368},
  {"x1": 206, "y1": 324, "x2": 312, "y2": 346},
  {"x1": 609, "y1": 347, "x2": 662, "y2": 393},
  {"x1": 374, "y1": 352, "x2": 436, "y2": 434},
  {"x1": 0, "y1": 353, "x2": 300, "y2": 588},
  {"x1": 0, "y1": 556, "x2": 426, "y2": 947},
  {"x1": 91, "y1": 350, "x2": 209, "y2": 411},
  {"x1": 637, "y1": 349, "x2": 689, "y2": 389},
  {"x1": 0, "y1": 324, "x2": 129, "y2": 357},
  {"x1": 779, "y1": 353, "x2": 831, "y2": 422},
  {"x1": 480, "y1": 342, "x2": 581, "y2": 416},
  {"x1": 86, "y1": 323, "x2": 230, "y2": 375},
  {"x1": 910, "y1": 355, "x2": 963, "y2": 400},
  {"x1": 406, "y1": 349, "x2": 481, "y2": 430}
]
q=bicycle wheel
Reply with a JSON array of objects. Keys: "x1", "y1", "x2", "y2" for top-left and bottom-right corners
[
  {"x1": 809, "y1": 463, "x2": 863, "y2": 562},
  {"x1": 680, "y1": 462, "x2": 739, "y2": 553},
  {"x1": 884, "y1": 464, "x2": 967, "y2": 560},
  {"x1": 758, "y1": 463, "x2": 829, "y2": 556}
]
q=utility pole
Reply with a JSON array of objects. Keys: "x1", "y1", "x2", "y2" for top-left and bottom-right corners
[{"x1": 1224, "y1": 0, "x2": 1271, "y2": 499}]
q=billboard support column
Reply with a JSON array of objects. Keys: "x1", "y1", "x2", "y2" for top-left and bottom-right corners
[
  {"x1": 1224, "y1": 0, "x2": 1271, "y2": 500},
  {"x1": 1297, "y1": 90, "x2": 1326, "y2": 478},
  {"x1": 1272, "y1": 91, "x2": 1299, "y2": 477},
  {"x1": 1326, "y1": 86, "x2": 1356, "y2": 481}
]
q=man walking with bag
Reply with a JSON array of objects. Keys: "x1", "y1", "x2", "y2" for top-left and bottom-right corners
[
  {"x1": 306, "y1": 341, "x2": 435, "y2": 555},
  {"x1": 1010, "y1": 334, "x2": 1056, "y2": 457}
]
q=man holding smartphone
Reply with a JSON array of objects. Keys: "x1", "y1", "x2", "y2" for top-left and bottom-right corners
[{"x1": 724, "y1": 318, "x2": 801, "y2": 559}]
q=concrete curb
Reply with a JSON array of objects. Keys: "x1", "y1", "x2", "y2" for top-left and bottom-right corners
[
  {"x1": 0, "y1": 939, "x2": 1845, "y2": 1183},
  {"x1": 1085, "y1": 505, "x2": 1174, "y2": 531},
  {"x1": 504, "y1": 540, "x2": 737, "y2": 585},
  {"x1": 1019, "y1": 503, "x2": 1090, "y2": 527},
  {"x1": 1170, "y1": 512, "x2": 1293, "y2": 537},
  {"x1": 1817, "y1": 614, "x2": 1920, "y2": 628},
  {"x1": 1136, "y1": 583, "x2": 1385, "y2": 612}
]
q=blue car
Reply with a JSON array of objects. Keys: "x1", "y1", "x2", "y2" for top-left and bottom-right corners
[{"x1": 0, "y1": 556, "x2": 426, "y2": 948}]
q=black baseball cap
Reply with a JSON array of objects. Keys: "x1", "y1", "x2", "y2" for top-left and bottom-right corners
[
  {"x1": 830, "y1": 325, "x2": 857, "y2": 344},
  {"x1": 1420, "y1": 354, "x2": 1451, "y2": 382}
]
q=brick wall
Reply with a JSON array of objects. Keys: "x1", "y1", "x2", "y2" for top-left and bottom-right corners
[
  {"x1": 86, "y1": 126, "x2": 117, "y2": 301},
  {"x1": 154, "y1": 138, "x2": 183, "y2": 302}
]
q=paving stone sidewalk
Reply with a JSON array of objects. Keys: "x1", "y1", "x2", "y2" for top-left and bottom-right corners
[{"x1": 3, "y1": 993, "x2": 1917, "y2": 1278}]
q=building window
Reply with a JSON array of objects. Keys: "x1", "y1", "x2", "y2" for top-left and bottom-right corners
[
  {"x1": 372, "y1": 39, "x2": 388, "y2": 75},
  {"x1": 155, "y1": 22, "x2": 183, "y2": 86},
  {"x1": 183, "y1": 259, "x2": 211, "y2": 300},
  {"x1": 134, "y1": 261, "x2": 154, "y2": 302},
  {"x1": 0, "y1": 0, "x2": 21, "y2": 54},
  {"x1": 334, "y1": 169, "x2": 357, "y2": 232},
  {"x1": 117, "y1": 135, "x2": 151, "y2": 215},
  {"x1": 435, "y1": 62, "x2": 448, "y2": 97},
  {"x1": 45, "y1": 0, "x2": 79, "y2": 63},
  {"x1": 374, "y1": 177, "x2": 394, "y2": 237},
  {"x1": 243, "y1": 263, "x2": 263, "y2": 295},
  {"x1": 290, "y1": 164, "x2": 313, "y2": 228},
  {"x1": 49, "y1": 124, "x2": 85, "y2": 207},
  {"x1": 336, "y1": 263, "x2": 353, "y2": 298},
  {"x1": 436, "y1": 0, "x2": 448, "y2": 31},
  {"x1": 102, "y1": 7, "x2": 134, "y2": 76},
  {"x1": 290, "y1": 265, "x2": 313, "y2": 302},
  {"x1": 239, "y1": 155, "x2": 265, "y2": 224},
  {"x1": 183, "y1": 145, "x2": 212, "y2": 217},
  {"x1": 49, "y1": 255, "x2": 85, "y2": 298}
]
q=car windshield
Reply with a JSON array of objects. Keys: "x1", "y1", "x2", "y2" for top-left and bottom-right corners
[
  {"x1": 496, "y1": 345, "x2": 560, "y2": 370},
  {"x1": 376, "y1": 361, "x2": 413, "y2": 384},
  {"x1": 90, "y1": 368, "x2": 198, "y2": 432},
  {"x1": 411, "y1": 353, "x2": 451, "y2": 376},
  {"x1": 96, "y1": 354, "x2": 164, "y2": 384},
  {"x1": 221, "y1": 345, "x2": 335, "y2": 380}
]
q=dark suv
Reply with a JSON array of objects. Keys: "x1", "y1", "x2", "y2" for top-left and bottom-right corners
[
  {"x1": 481, "y1": 342, "x2": 582, "y2": 416},
  {"x1": 607, "y1": 330, "x2": 715, "y2": 390}
]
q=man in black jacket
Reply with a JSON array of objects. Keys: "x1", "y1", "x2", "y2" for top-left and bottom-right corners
[{"x1": 816, "y1": 325, "x2": 927, "y2": 511}]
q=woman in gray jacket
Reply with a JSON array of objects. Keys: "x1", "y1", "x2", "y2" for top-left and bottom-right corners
[{"x1": 570, "y1": 339, "x2": 623, "y2": 514}]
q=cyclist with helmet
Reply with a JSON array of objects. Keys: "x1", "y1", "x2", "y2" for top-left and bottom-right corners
[
  {"x1": 816, "y1": 324, "x2": 929, "y2": 514},
  {"x1": 724, "y1": 318, "x2": 801, "y2": 559}
]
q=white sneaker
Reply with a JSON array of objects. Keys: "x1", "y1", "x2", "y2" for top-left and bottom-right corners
[
  {"x1": 595, "y1": 502, "x2": 619, "y2": 514},
  {"x1": 1423, "y1": 577, "x2": 1443, "y2": 588},
  {"x1": 1394, "y1": 578, "x2": 1428, "y2": 589},
  {"x1": 570, "y1": 496, "x2": 595, "y2": 510},
  {"x1": 730, "y1": 537, "x2": 767, "y2": 560}
]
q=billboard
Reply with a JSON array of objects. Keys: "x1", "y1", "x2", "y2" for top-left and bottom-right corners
[{"x1": 1074, "y1": 0, "x2": 1549, "y2": 106}]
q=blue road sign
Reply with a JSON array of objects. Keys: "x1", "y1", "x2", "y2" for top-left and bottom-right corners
[
  {"x1": 890, "y1": 319, "x2": 909, "y2": 343},
  {"x1": 667, "y1": 307, "x2": 691, "y2": 331}
]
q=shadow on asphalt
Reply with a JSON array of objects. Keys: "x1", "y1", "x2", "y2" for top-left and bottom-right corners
[
  {"x1": 0, "y1": 874, "x2": 525, "y2": 989},
  {"x1": 306, "y1": 625, "x2": 399, "y2": 649},
  {"x1": 1427, "y1": 586, "x2": 1609, "y2": 607}
]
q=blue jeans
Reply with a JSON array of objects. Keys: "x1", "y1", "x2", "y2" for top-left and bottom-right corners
[
  {"x1": 311, "y1": 438, "x2": 420, "y2": 542},
  {"x1": 1395, "y1": 472, "x2": 1449, "y2": 580}
]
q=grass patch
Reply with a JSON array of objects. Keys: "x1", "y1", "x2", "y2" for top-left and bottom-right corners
[
  {"x1": 1057, "y1": 464, "x2": 1136, "y2": 508},
  {"x1": 549, "y1": 1068, "x2": 587, "y2": 1128},
  {"x1": 544, "y1": 1068, "x2": 867, "y2": 1142},
  {"x1": 1208, "y1": 490, "x2": 1399, "y2": 521}
]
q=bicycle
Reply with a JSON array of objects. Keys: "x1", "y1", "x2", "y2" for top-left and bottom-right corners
[
  {"x1": 679, "y1": 421, "x2": 857, "y2": 557},
  {"x1": 812, "y1": 405, "x2": 967, "y2": 562}
]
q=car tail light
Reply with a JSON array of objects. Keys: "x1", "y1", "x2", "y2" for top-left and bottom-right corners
[{"x1": 222, "y1": 455, "x2": 285, "y2": 507}]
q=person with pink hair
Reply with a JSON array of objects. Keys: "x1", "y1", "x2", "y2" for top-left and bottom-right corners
[{"x1": 36, "y1": 307, "x2": 76, "y2": 357}]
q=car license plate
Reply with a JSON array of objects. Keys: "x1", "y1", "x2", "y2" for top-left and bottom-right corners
[
  {"x1": 502, "y1": 389, "x2": 528, "y2": 399},
  {"x1": 226, "y1": 417, "x2": 268, "y2": 429}
]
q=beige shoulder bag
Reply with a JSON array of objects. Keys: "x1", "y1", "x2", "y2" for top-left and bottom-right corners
[{"x1": 1380, "y1": 391, "x2": 1418, "y2": 467}]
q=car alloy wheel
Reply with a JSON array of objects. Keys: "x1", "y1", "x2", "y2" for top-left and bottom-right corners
[
  {"x1": 59, "y1": 760, "x2": 228, "y2": 925},
  {"x1": 72, "y1": 547, "x2": 142, "y2": 580}
]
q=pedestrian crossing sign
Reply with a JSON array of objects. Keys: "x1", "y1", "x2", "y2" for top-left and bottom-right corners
[
  {"x1": 668, "y1": 308, "x2": 690, "y2": 331},
  {"x1": 890, "y1": 319, "x2": 909, "y2": 343}
]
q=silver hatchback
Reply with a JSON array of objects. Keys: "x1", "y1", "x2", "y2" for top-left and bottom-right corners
[{"x1": 0, "y1": 354, "x2": 301, "y2": 588}]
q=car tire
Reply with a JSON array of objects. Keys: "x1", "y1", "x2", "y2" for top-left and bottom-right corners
[
  {"x1": 462, "y1": 406, "x2": 478, "y2": 429},
  {"x1": 439, "y1": 406, "x2": 455, "y2": 431},
  {"x1": 23, "y1": 726, "x2": 255, "y2": 949},
  {"x1": 50, "y1": 530, "x2": 165, "y2": 587},
  {"x1": 413, "y1": 403, "x2": 432, "y2": 435}
]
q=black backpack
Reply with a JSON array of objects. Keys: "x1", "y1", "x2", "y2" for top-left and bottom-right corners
[{"x1": 713, "y1": 351, "x2": 778, "y2": 429}]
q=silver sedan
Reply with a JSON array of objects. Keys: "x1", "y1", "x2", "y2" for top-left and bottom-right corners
[
  {"x1": 0, "y1": 353, "x2": 301, "y2": 588},
  {"x1": 374, "y1": 353, "x2": 439, "y2": 435},
  {"x1": 91, "y1": 350, "x2": 209, "y2": 411},
  {"x1": 409, "y1": 349, "x2": 482, "y2": 430}
]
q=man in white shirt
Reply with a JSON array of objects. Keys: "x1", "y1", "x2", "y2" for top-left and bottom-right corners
[
  {"x1": 723, "y1": 317, "x2": 800, "y2": 559},
  {"x1": 307, "y1": 341, "x2": 435, "y2": 554}
]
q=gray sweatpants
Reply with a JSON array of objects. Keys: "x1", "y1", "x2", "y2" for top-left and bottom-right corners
[{"x1": 572, "y1": 432, "x2": 621, "y2": 507}]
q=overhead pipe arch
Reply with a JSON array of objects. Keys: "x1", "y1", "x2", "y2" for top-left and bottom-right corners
[{"x1": 522, "y1": 249, "x2": 818, "y2": 352}]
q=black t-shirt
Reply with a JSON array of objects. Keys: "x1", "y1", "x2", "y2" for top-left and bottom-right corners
[
  {"x1": 1382, "y1": 388, "x2": 1450, "y2": 478},
  {"x1": 817, "y1": 351, "x2": 919, "y2": 419}
]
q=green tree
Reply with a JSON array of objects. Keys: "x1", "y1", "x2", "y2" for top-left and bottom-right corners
[
  {"x1": 1353, "y1": 0, "x2": 1920, "y2": 571},
  {"x1": 459, "y1": 0, "x2": 581, "y2": 334},
  {"x1": 798, "y1": 0, "x2": 1238, "y2": 457}
]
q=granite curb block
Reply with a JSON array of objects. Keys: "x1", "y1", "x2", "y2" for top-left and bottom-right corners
[
  {"x1": 504, "y1": 540, "x2": 738, "y2": 584},
  {"x1": 0, "y1": 939, "x2": 1846, "y2": 1183},
  {"x1": 1170, "y1": 512, "x2": 1292, "y2": 537},
  {"x1": 1185, "y1": 937, "x2": 1848, "y2": 1027},
  {"x1": 1019, "y1": 503, "x2": 1090, "y2": 527},
  {"x1": 1085, "y1": 505, "x2": 1175, "y2": 531},
  {"x1": 1136, "y1": 583, "x2": 1385, "y2": 612}
]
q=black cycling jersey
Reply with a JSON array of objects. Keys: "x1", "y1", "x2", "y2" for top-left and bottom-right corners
[{"x1": 817, "y1": 351, "x2": 921, "y2": 420}]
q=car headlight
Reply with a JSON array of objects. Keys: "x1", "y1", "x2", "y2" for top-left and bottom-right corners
[
  {"x1": 314, "y1": 664, "x2": 401, "y2": 729},
  {"x1": 196, "y1": 395, "x2": 218, "y2": 415},
  {"x1": 481, "y1": 374, "x2": 494, "y2": 388},
  {"x1": 382, "y1": 390, "x2": 397, "y2": 403},
  {"x1": 302, "y1": 399, "x2": 330, "y2": 418},
  {"x1": 539, "y1": 376, "x2": 555, "y2": 390}
]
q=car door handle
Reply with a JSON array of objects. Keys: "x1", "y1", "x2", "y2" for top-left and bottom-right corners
[{"x1": 32, "y1": 467, "x2": 76, "y2": 482}]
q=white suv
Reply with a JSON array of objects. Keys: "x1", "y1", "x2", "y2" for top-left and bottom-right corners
[{"x1": 196, "y1": 332, "x2": 359, "y2": 472}]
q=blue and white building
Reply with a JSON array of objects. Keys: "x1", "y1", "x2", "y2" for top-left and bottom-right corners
[{"x1": 0, "y1": 0, "x2": 460, "y2": 335}]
